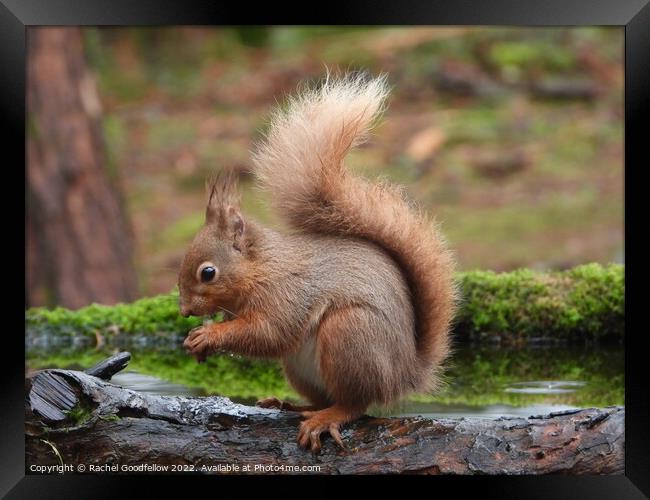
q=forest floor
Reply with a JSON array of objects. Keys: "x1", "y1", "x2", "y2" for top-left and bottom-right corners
[{"x1": 84, "y1": 27, "x2": 624, "y2": 297}]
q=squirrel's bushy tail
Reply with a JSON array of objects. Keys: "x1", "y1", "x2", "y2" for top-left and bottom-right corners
[{"x1": 253, "y1": 73, "x2": 457, "y2": 391}]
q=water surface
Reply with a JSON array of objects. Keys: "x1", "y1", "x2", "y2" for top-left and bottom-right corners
[{"x1": 26, "y1": 336, "x2": 623, "y2": 419}]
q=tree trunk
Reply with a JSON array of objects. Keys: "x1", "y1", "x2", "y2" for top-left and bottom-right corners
[
  {"x1": 27, "y1": 27, "x2": 138, "y2": 309},
  {"x1": 25, "y1": 354, "x2": 624, "y2": 475}
]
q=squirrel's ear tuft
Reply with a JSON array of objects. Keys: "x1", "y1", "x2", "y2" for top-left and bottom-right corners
[
  {"x1": 226, "y1": 205, "x2": 246, "y2": 250},
  {"x1": 205, "y1": 170, "x2": 240, "y2": 226}
]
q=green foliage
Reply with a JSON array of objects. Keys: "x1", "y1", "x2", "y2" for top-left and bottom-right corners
[{"x1": 456, "y1": 263, "x2": 624, "y2": 342}]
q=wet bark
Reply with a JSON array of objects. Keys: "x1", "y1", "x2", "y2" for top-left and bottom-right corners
[
  {"x1": 25, "y1": 354, "x2": 624, "y2": 475},
  {"x1": 27, "y1": 27, "x2": 138, "y2": 309}
]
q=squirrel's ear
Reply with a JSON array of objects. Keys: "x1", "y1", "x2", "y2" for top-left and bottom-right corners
[
  {"x1": 226, "y1": 205, "x2": 246, "y2": 250},
  {"x1": 205, "y1": 171, "x2": 240, "y2": 226}
]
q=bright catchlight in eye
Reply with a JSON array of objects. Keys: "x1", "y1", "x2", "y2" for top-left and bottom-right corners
[{"x1": 197, "y1": 261, "x2": 218, "y2": 283}]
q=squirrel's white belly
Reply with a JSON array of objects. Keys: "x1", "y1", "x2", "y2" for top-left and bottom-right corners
[{"x1": 284, "y1": 335, "x2": 326, "y2": 392}]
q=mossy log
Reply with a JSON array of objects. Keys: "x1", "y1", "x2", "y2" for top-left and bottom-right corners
[
  {"x1": 455, "y1": 263, "x2": 623, "y2": 343},
  {"x1": 25, "y1": 354, "x2": 624, "y2": 475},
  {"x1": 26, "y1": 263, "x2": 624, "y2": 345}
]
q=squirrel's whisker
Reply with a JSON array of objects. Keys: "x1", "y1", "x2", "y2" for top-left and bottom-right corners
[{"x1": 216, "y1": 305, "x2": 239, "y2": 318}]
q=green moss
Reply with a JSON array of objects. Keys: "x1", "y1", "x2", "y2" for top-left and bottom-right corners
[
  {"x1": 64, "y1": 403, "x2": 93, "y2": 426},
  {"x1": 26, "y1": 264, "x2": 624, "y2": 343},
  {"x1": 456, "y1": 263, "x2": 624, "y2": 342},
  {"x1": 98, "y1": 414, "x2": 121, "y2": 422},
  {"x1": 26, "y1": 292, "x2": 207, "y2": 339}
]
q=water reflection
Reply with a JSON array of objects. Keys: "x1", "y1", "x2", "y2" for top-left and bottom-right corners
[
  {"x1": 105, "y1": 371, "x2": 590, "y2": 419},
  {"x1": 387, "y1": 401, "x2": 580, "y2": 419},
  {"x1": 111, "y1": 371, "x2": 204, "y2": 397},
  {"x1": 504, "y1": 380, "x2": 586, "y2": 394},
  {"x1": 26, "y1": 333, "x2": 624, "y2": 418}
]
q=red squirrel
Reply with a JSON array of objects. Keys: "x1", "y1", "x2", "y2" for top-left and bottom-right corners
[{"x1": 178, "y1": 74, "x2": 457, "y2": 453}]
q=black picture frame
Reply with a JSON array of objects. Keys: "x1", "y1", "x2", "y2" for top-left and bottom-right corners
[{"x1": 5, "y1": 0, "x2": 648, "y2": 497}]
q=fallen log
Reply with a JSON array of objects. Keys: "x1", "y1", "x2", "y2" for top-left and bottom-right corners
[{"x1": 25, "y1": 354, "x2": 624, "y2": 475}]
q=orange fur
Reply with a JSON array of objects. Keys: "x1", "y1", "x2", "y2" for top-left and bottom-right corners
[{"x1": 179, "y1": 73, "x2": 458, "y2": 452}]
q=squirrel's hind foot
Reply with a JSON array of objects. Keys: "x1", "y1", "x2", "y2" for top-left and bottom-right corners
[{"x1": 297, "y1": 405, "x2": 362, "y2": 454}]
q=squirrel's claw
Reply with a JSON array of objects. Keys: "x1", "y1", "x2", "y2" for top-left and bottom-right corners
[
  {"x1": 183, "y1": 325, "x2": 215, "y2": 363},
  {"x1": 297, "y1": 420, "x2": 321, "y2": 453},
  {"x1": 297, "y1": 416, "x2": 346, "y2": 454},
  {"x1": 328, "y1": 423, "x2": 345, "y2": 450}
]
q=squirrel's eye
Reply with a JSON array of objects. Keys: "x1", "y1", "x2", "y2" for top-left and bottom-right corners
[
  {"x1": 196, "y1": 261, "x2": 218, "y2": 283},
  {"x1": 200, "y1": 267, "x2": 216, "y2": 282}
]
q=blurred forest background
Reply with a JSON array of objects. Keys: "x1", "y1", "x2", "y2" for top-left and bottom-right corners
[{"x1": 26, "y1": 26, "x2": 623, "y2": 309}]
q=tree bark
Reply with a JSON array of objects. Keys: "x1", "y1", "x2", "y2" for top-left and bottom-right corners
[
  {"x1": 27, "y1": 27, "x2": 138, "y2": 309},
  {"x1": 25, "y1": 355, "x2": 624, "y2": 475}
]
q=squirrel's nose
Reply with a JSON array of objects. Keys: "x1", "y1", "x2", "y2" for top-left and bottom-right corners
[{"x1": 180, "y1": 305, "x2": 194, "y2": 318}]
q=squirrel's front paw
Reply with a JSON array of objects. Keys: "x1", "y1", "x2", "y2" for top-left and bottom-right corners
[
  {"x1": 183, "y1": 325, "x2": 219, "y2": 363},
  {"x1": 256, "y1": 397, "x2": 285, "y2": 409}
]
